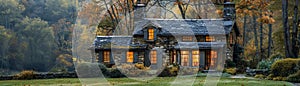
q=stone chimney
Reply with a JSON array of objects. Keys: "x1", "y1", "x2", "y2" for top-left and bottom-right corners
[
  {"x1": 134, "y1": 0, "x2": 147, "y2": 21},
  {"x1": 223, "y1": 1, "x2": 236, "y2": 20}
]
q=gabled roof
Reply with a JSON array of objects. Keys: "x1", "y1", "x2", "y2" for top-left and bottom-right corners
[{"x1": 133, "y1": 18, "x2": 237, "y2": 36}]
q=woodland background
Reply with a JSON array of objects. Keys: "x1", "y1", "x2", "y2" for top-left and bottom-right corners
[{"x1": 0, "y1": 0, "x2": 299, "y2": 75}]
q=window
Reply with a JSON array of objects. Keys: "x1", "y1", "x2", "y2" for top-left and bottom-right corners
[
  {"x1": 148, "y1": 28, "x2": 154, "y2": 40},
  {"x1": 206, "y1": 36, "x2": 215, "y2": 42},
  {"x1": 181, "y1": 51, "x2": 189, "y2": 66},
  {"x1": 127, "y1": 51, "x2": 134, "y2": 63},
  {"x1": 229, "y1": 34, "x2": 234, "y2": 44},
  {"x1": 192, "y1": 50, "x2": 199, "y2": 66},
  {"x1": 210, "y1": 50, "x2": 217, "y2": 66},
  {"x1": 103, "y1": 51, "x2": 110, "y2": 62},
  {"x1": 182, "y1": 36, "x2": 193, "y2": 42},
  {"x1": 150, "y1": 50, "x2": 157, "y2": 64}
]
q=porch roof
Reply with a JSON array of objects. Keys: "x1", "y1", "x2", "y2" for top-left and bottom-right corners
[{"x1": 174, "y1": 42, "x2": 226, "y2": 49}]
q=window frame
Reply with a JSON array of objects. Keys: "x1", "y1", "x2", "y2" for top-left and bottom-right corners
[
  {"x1": 126, "y1": 51, "x2": 134, "y2": 63},
  {"x1": 182, "y1": 36, "x2": 193, "y2": 42},
  {"x1": 209, "y1": 50, "x2": 217, "y2": 67},
  {"x1": 205, "y1": 36, "x2": 216, "y2": 42},
  {"x1": 192, "y1": 50, "x2": 199, "y2": 67},
  {"x1": 148, "y1": 28, "x2": 154, "y2": 40},
  {"x1": 180, "y1": 50, "x2": 189, "y2": 66},
  {"x1": 150, "y1": 50, "x2": 157, "y2": 64},
  {"x1": 103, "y1": 51, "x2": 110, "y2": 63}
]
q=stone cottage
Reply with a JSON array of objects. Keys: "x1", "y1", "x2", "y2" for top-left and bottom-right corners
[{"x1": 91, "y1": 1, "x2": 239, "y2": 70}]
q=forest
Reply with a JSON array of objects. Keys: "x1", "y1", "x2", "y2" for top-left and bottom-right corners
[{"x1": 0, "y1": 0, "x2": 299, "y2": 75}]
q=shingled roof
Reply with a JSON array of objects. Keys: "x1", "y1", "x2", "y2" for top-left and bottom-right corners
[
  {"x1": 93, "y1": 36, "x2": 147, "y2": 50},
  {"x1": 133, "y1": 18, "x2": 238, "y2": 36}
]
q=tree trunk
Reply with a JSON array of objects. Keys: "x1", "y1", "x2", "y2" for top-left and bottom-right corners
[
  {"x1": 177, "y1": 0, "x2": 186, "y2": 19},
  {"x1": 260, "y1": 13, "x2": 264, "y2": 60},
  {"x1": 243, "y1": 15, "x2": 247, "y2": 55},
  {"x1": 268, "y1": 23, "x2": 272, "y2": 58},
  {"x1": 253, "y1": 16, "x2": 259, "y2": 61},
  {"x1": 293, "y1": 0, "x2": 299, "y2": 58},
  {"x1": 282, "y1": 0, "x2": 293, "y2": 58}
]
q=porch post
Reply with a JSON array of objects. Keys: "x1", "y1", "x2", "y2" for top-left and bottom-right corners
[
  {"x1": 200, "y1": 50, "x2": 205, "y2": 69},
  {"x1": 177, "y1": 50, "x2": 181, "y2": 65}
]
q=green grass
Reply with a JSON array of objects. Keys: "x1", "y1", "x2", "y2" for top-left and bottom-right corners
[{"x1": 0, "y1": 77, "x2": 294, "y2": 86}]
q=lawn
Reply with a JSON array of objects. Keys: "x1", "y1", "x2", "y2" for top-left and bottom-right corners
[{"x1": 0, "y1": 77, "x2": 294, "y2": 86}]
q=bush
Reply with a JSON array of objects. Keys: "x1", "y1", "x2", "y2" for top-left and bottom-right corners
[
  {"x1": 254, "y1": 74, "x2": 265, "y2": 79},
  {"x1": 287, "y1": 70, "x2": 300, "y2": 82},
  {"x1": 158, "y1": 65, "x2": 179, "y2": 77},
  {"x1": 266, "y1": 74, "x2": 274, "y2": 80},
  {"x1": 14, "y1": 70, "x2": 36, "y2": 80},
  {"x1": 272, "y1": 76, "x2": 287, "y2": 81},
  {"x1": 225, "y1": 68, "x2": 236, "y2": 75},
  {"x1": 225, "y1": 59, "x2": 236, "y2": 68},
  {"x1": 257, "y1": 56, "x2": 282, "y2": 70},
  {"x1": 235, "y1": 59, "x2": 250, "y2": 73},
  {"x1": 257, "y1": 60, "x2": 272, "y2": 70},
  {"x1": 270, "y1": 58, "x2": 300, "y2": 77},
  {"x1": 107, "y1": 68, "x2": 126, "y2": 78}
]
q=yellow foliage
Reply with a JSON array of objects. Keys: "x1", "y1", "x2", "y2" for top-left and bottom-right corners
[{"x1": 225, "y1": 68, "x2": 236, "y2": 75}]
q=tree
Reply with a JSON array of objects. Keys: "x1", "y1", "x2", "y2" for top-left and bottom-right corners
[
  {"x1": 15, "y1": 17, "x2": 57, "y2": 71},
  {"x1": 292, "y1": 0, "x2": 299, "y2": 58},
  {"x1": 0, "y1": 0, "x2": 25, "y2": 29},
  {"x1": 282, "y1": 0, "x2": 292, "y2": 58}
]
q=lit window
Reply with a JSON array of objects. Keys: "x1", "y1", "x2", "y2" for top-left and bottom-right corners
[
  {"x1": 182, "y1": 36, "x2": 193, "y2": 42},
  {"x1": 192, "y1": 50, "x2": 199, "y2": 66},
  {"x1": 210, "y1": 50, "x2": 217, "y2": 66},
  {"x1": 150, "y1": 50, "x2": 157, "y2": 64},
  {"x1": 127, "y1": 51, "x2": 134, "y2": 63},
  {"x1": 148, "y1": 28, "x2": 154, "y2": 40},
  {"x1": 181, "y1": 51, "x2": 189, "y2": 66},
  {"x1": 103, "y1": 51, "x2": 110, "y2": 62},
  {"x1": 206, "y1": 36, "x2": 215, "y2": 42}
]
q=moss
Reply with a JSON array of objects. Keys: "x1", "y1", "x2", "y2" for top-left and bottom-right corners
[
  {"x1": 254, "y1": 74, "x2": 265, "y2": 79},
  {"x1": 270, "y1": 58, "x2": 300, "y2": 77}
]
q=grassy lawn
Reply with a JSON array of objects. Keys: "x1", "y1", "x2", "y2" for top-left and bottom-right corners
[{"x1": 0, "y1": 77, "x2": 294, "y2": 86}]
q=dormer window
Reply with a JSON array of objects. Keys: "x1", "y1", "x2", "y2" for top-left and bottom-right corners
[
  {"x1": 206, "y1": 36, "x2": 215, "y2": 42},
  {"x1": 148, "y1": 28, "x2": 154, "y2": 40}
]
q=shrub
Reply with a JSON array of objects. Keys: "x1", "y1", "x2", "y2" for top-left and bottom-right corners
[
  {"x1": 158, "y1": 65, "x2": 179, "y2": 77},
  {"x1": 14, "y1": 70, "x2": 36, "y2": 80},
  {"x1": 254, "y1": 74, "x2": 265, "y2": 79},
  {"x1": 107, "y1": 68, "x2": 126, "y2": 78},
  {"x1": 270, "y1": 58, "x2": 300, "y2": 77},
  {"x1": 235, "y1": 59, "x2": 250, "y2": 73},
  {"x1": 287, "y1": 70, "x2": 300, "y2": 82},
  {"x1": 225, "y1": 68, "x2": 236, "y2": 75},
  {"x1": 272, "y1": 76, "x2": 287, "y2": 81},
  {"x1": 257, "y1": 60, "x2": 272, "y2": 69},
  {"x1": 266, "y1": 74, "x2": 274, "y2": 80},
  {"x1": 225, "y1": 59, "x2": 236, "y2": 68}
]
